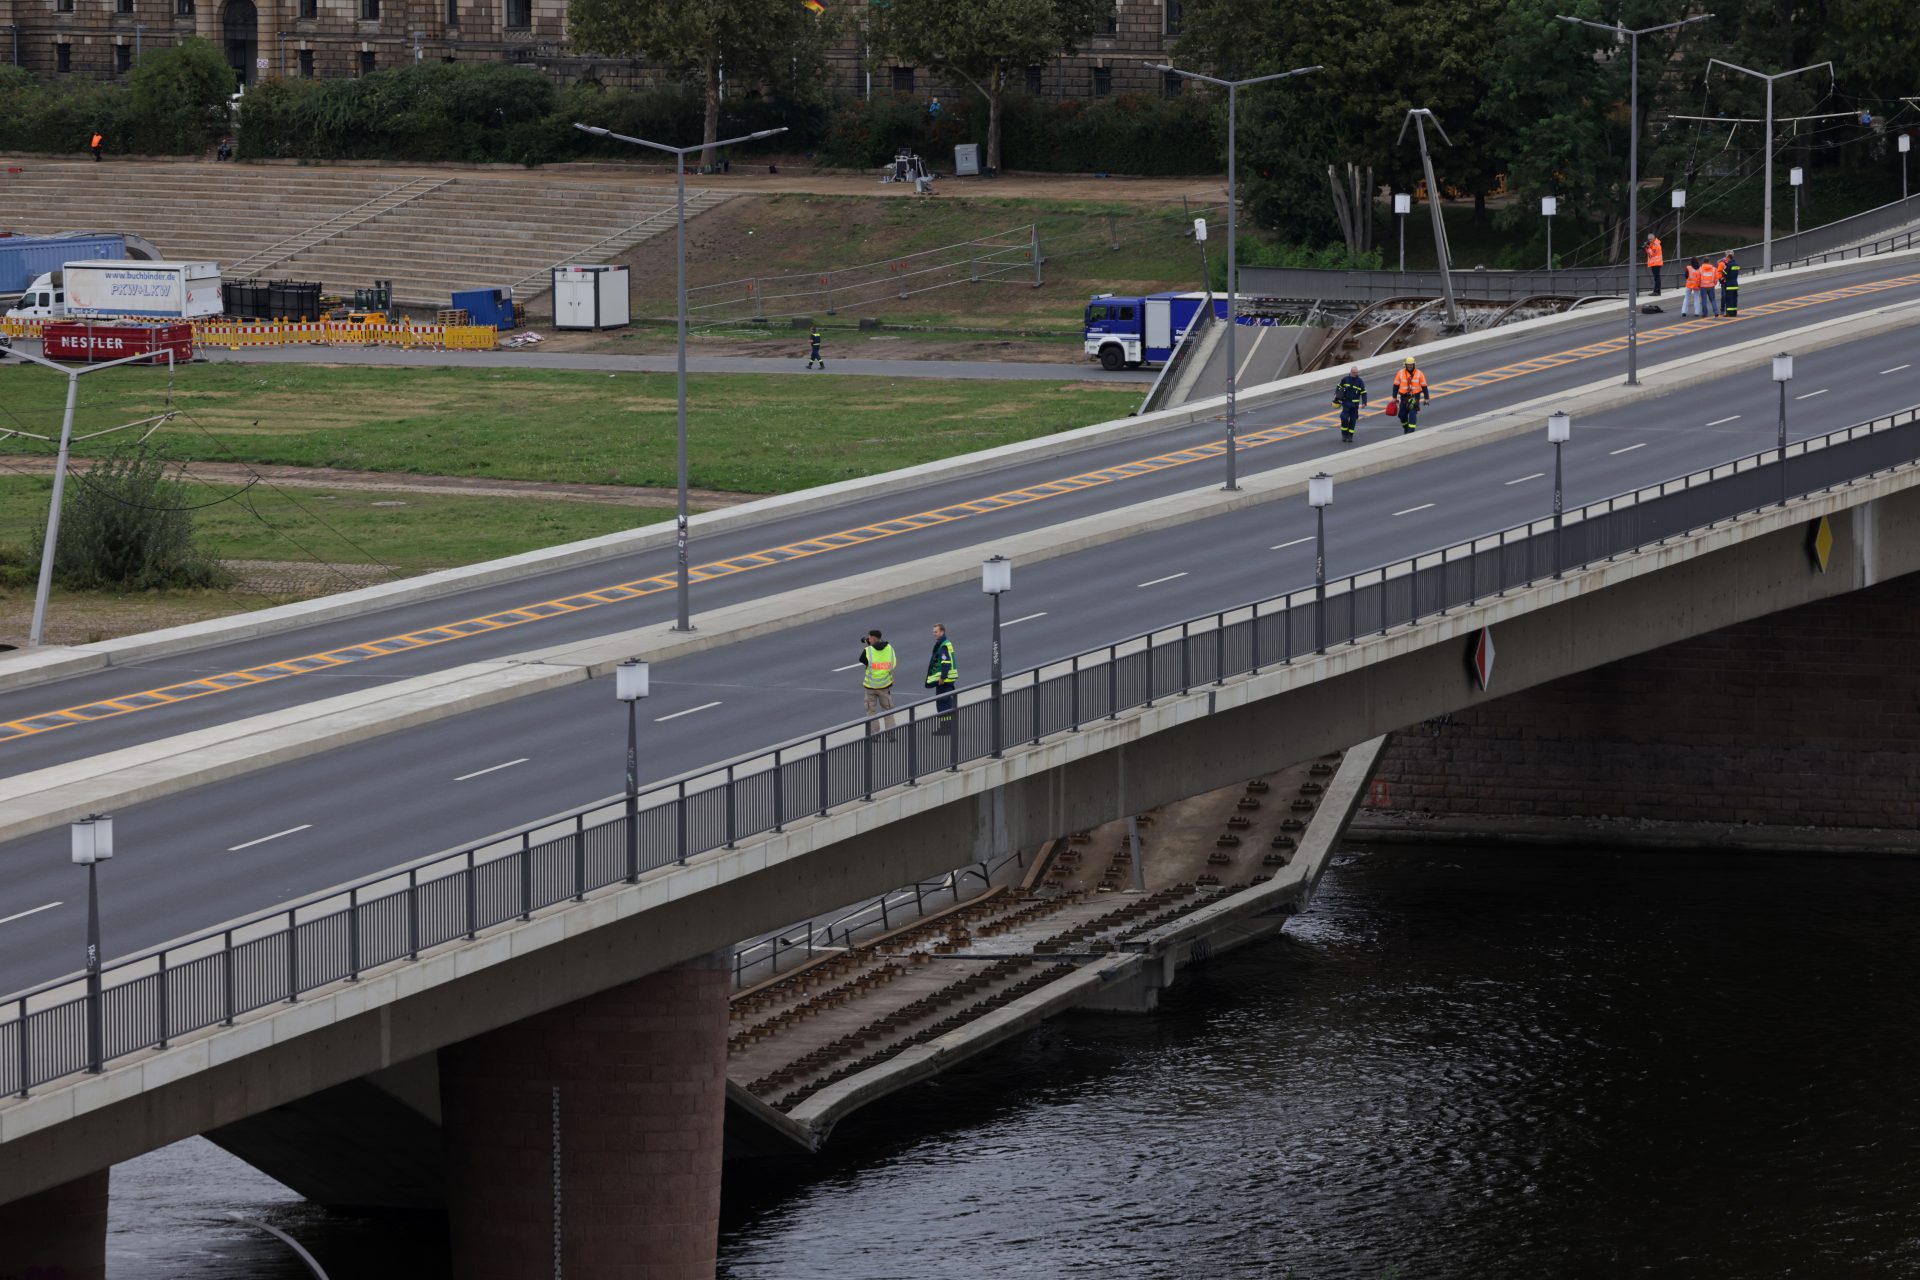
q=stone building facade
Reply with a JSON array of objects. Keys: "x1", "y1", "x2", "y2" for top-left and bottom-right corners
[{"x1": 1, "y1": 0, "x2": 1181, "y2": 101}]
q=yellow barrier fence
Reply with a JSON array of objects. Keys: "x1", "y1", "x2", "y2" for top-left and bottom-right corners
[{"x1": 2, "y1": 317, "x2": 499, "y2": 351}]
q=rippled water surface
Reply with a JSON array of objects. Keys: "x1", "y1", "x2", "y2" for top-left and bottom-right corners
[{"x1": 110, "y1": 849, "x2": 1920, "y2": 1278}]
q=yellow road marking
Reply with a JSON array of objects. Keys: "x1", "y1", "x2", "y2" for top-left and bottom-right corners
[{"x1": 5, "y1": 269, "x2": 1917, "y2": 746}]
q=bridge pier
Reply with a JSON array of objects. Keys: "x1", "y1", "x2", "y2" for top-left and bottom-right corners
[
  {"x1": 0, "y1": 1169, "x2": 108, "y2": 1279},
  {"x1": 440, "y1": 950, "x2": 731, "y2": 1280}
]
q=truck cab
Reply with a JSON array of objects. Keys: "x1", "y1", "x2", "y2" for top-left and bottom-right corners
[
  {"x1": 5, "y1": 272, "x2": 67, "y2": 320},
  {"x1": 1083, "y1": 291, "x2": 1216, "y2": 371}
]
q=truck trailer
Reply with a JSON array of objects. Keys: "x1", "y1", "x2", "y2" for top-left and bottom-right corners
[
  {"x1": 0, "y1": 233, "x2": 140, "y2": 297},
  {"x1": 5, "y1": 260, "x2": 223, "y2": 322},
  {"x1": 1082, "y1": 291, "x2": 1222, "y2": 371}
]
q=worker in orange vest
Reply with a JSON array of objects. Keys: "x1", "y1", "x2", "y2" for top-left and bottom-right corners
[
  {"x1": 1644, "y1": 233, "x2": 1665, "y2": 295},
  {"x1": 1392, "y1": 357, "x2": 1430, "y2": 434},
  {"x1": 1697, "y1": 256, "x2": 1720, "y2": 316},
  {"x1": 89, "y1": 131, "x2": 103, "y2": 163},
  {"x1": 1681, "y1": 258, "x2": 1703, "y2": 317}
]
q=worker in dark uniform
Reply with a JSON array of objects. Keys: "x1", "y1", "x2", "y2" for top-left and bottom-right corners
[
  {"x1": 926, "y1": 623, "x2": 958, "y2": 734},
  {"x1": 1718, "y1": 251, "x2": 1740, "y2": 317},
  {"x1": 806, "y1": 327, "x2": 824, "y2": 370},
  {"x1": 1332, "y1": 364, "x2": 1368, "y2": 444}
]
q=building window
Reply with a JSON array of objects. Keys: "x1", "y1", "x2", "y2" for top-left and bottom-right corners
[
  {"x1": 298, "y1": 47, "x2": 313, "y2": 75},
  {"x1": 1025, "y1": 64, "x2": 1042, "y2": 95},
  {"x1": 176, "y1": 0, "x2": 194, "y2": 15},
  {"x1": 1161, "y1": 70, "x2": 1181, "y2": 98},
  {"x1": 890, "y1": 65, "x2": 914, "y2": 93},
  {"x1": 115, "y1": 43, "x2": 132, "y2": 71},
  {"x1": 445, "y1": 0, "x2": 457, "y2": 25},
  {"x1": 1101, "y1": 8, "x2": 1118, "y2": 34},
  {"x1": 360, "y1": 0, "x2": 378, "y2": 18},
  {"x1": 117, "y1": 0, "x2": 134, "y2": 13},
  {"x1": 55, "y1": 42, "x2": 72, "y2": 71},
  {"x1": 299, "y1": 0, "x2": 315, "y2": 16},
  {"x1": 1091, "y1": 66, "x2": 1112, "y2": 97},
  {"x1": 56, "y1": 0, "x2": 75, "y2": 13},
  {"x1": 1165, "y1": 0, "x2": 1183, "y2": 36},
  {"x1": 359, "y1": 49, "x2": 376, "y2": 73},
  {"x1": 505, "y1": 0, "x2": 529, "y2": 27}
]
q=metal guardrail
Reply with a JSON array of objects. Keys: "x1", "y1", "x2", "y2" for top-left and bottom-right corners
[{"x1": 4, "y1": 402, "x2": 1919, "y2": 1098}]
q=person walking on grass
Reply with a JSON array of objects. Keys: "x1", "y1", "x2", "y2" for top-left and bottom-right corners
[
  {"x1": 859, "y1": 628, "x2": 898, "y2": 737},
  {"x1": 806, "y1": 327, "x2": 824, "y2": 370}
]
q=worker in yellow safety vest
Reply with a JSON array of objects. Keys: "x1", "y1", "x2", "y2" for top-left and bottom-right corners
[
  {"x1": 1392, "y1": 357, "x2": 1430, "y2": 434},
  {"x1": 859, "y1": 628, "x2": 899, "y2": 736}
]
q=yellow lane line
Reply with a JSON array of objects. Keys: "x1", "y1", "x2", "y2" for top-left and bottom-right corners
[{"x1": 5, "y1": 269, "x2": 1916, "y2": 746}]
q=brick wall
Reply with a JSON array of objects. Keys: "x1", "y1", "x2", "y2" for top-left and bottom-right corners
[
  {"x1": 439, "y1": 954, "x2": 730, "y2": 1279},
  {"x1": 1377, "y1": 572, "x2": 1920, "y2": 830}
]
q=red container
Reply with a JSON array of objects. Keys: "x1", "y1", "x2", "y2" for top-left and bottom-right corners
[{"x1": 42, "y1": 321, "x2": 193, "y2": 366}]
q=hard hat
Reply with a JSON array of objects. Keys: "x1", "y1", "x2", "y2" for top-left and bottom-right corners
[{"x1": 1404, "y1": 356, "x2": 1417, "y2": 366}]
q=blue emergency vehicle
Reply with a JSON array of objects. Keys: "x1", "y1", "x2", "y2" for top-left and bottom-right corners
[{"x1": 1082, "y1": 290, "x2": 1221, "y2": 371}]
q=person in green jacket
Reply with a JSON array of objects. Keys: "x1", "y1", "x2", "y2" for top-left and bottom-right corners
[{"x1": 926, "y1": 623, "x2": 959, "y2": 734}]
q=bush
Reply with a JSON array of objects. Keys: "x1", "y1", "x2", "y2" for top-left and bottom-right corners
[
  {"x1": 0, "y1": 74, "x2": 138, "y2": 156},
  {"x1": 38, "y1": 448, "x2": 229, "y2": 592},
  {"x1": 129, "y1": 38, "x2": 233, "y2": 153}
]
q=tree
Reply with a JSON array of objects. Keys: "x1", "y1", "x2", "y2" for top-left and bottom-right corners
[
  {"x1": 567, "y1": 0, "x2": 836, "y2": 164},
  {"x1": 873, "y1": 0, "x2": 1110, "y2": 173},
  {"x1": 129, "y1": 37, "x2": 232, "y2": 153}
]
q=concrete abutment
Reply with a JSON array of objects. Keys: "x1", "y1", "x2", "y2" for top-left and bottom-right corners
[{"x1": 0, "y1": 1169, "x2": 108, "y2": 1280}]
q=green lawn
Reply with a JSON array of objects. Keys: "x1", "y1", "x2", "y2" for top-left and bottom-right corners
[{"x1": 0, "y1": 363, "x2": 1142, "y2": 495}]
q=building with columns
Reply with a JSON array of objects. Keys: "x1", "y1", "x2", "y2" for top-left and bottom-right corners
[{"x1": 2, "y1": 0, "x2": 1183, "y2": 100}]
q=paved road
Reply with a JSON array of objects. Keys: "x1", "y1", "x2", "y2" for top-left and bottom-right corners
[
  {"x1": 177, "y1": 343, "x2": 1153, "y2": 382},
  {"x1": 5, "y1": 257, "x2": 1916, "y2": 774},
  {"x1": 0, "y1": 262, "x2": 1916, "y2": 994}
]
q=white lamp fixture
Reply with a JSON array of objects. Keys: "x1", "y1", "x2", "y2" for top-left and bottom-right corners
[
  {"x1": 1393, "y1": 193, "x2": 1411, "y2": 215},
  {"x1": 71, "y1": 814, "x2": 113, "y2": 865},
  {"x1": 1193, "y1": 218, "x2": 1208, "y2": 242},
  {"x1": 1671, "y1": 189, "x2": 1687, "y2": 209},
  {"x1": 1308, "y1": 472, "x2": 1333, "y2": 508},
  {"x1": 1790, "y1": 166, "x2": 1804, "y2": 187},
  {"x1": 1773, "y1": 352, "x2": 1794, "y2": 382},
  {"x1": 1541, "y1": 196, "x2": 1558, "y2": 216},
  {"x1": 1548, "y1": 410, "x2": 1571, "y2": 443},
  {"x1": 616, "y1": 658, "x2": 650, "y2": 702},
  {"x1": 982, "y1": 555, "x2": 1012, "y2": 595},
  {"x1": 1901, "y1": 136, "x2": 1912, "y2": 154}
]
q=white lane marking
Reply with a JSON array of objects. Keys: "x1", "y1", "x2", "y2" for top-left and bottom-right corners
[
  {"x1": 1795, "y1": 389, "x2": 1828, "y2": 400},
  {"x1": 1882, "y1": 364, "x2": 1911, "y2": 375},
  {"x1": 655, "y1": 701, "x2": 722, "y2": 722},
  {"x1": 1003, "y1": 612, "x2": 1048, "y2": 626},
  {"x1": 1705, "y1": 415, "x2": 1741, "y2": 426},
  {"x1": 831, "y1": 662, "x2": 862, "y2": 672},
  {"x1": 1505, "y1": 473, "x2": 1545, "y2": 485},
  {"x1": 1610, "y1": 442, "x2": 1648, "y2": 455},
  {"x1": 0, "y1": 901, "x2": 61, "y2": 926},
  {"x1": 455, "y1": 757, "x2": 529, "y2": 782},
  {"x1": 1270, "y1": 536, "x2": 1313, "y2": 551},
  {"x1": 228, "y1": 825, "x2": 313, "y2": 852},
  {"x1": 1136, "y1": 572, "x2": 1189, "y2": 588},
  {"x1": 1393, "y1": 503, "x2": 1436, "y2": 517}
]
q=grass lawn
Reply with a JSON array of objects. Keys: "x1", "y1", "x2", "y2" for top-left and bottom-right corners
[{"x1": 0, "y1": 363, "x2": 1143, "y2": 495}]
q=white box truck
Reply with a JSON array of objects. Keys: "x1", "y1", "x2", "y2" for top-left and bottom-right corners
[{"x1": 5, "y1": 260, "x2": 223, "y2": 321}]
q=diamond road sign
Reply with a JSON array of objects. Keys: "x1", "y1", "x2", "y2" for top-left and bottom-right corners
[{"x1": 1468, "y1": 626, "x2": 1496, "y2": 692}]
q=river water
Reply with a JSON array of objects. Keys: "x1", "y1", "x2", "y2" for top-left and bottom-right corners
[{"x1": 107, "y1": 847, "x2": 1920, "y2": 1278}]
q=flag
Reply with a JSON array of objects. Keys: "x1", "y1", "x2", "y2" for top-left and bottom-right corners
[{"x1": 802, "y1": 0, "x2": 825, "y2": 12}]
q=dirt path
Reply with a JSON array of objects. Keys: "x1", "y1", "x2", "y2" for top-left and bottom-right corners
[{"x1": 0, "y1": 456, "x2": 758, "y2": 509}]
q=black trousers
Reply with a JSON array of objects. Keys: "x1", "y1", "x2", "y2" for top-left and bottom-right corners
[
  {"x1": 931, "y1": 681, "x2": 956, "y2": 723},
  {"x1": 1649, "y1": 264, "x2": 1662, "y2": 294}
]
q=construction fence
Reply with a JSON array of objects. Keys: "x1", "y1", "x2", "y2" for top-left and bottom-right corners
[{"x1": 1, "y1": 317, "x2": 500, "y2": 351}]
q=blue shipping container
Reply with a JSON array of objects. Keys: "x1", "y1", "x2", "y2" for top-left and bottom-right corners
[
  {"x1": 0, "y1": 234, "x2": 128, "y2": 295},
  {"x1": 450, "y1": 287, "x2": 516, "y2": 330}
]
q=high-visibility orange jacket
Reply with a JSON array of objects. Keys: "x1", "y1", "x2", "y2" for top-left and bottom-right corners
[
  {"x1": 1684, "y1": 264, "x2": 1703, "y2": 289},
  {"x1": 1698, "y1": 261, "x2": 1719, "y2": 287},
  {"x1": 1645, "y1": 237, "x2": 1664, "y2": 268},
  {"x1": 90, "y1": 134, "x2": 102, "y2": 148},
  {"x1": 1393, "y1": 368, "x2": 1429, "y2": 397}
]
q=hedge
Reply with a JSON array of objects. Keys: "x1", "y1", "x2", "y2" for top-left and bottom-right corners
[{"x1": 0, "y1": 41, "x2": 230, "y2": 156}]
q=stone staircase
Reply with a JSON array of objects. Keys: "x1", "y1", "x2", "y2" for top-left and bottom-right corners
[{"x1": 0, "y1": 161, "x2": 730, "y2": 310}]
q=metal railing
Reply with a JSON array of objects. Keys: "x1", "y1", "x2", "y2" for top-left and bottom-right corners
[{"x1": 4, "y1": 402, "x2": 1918, "y2": 1099}]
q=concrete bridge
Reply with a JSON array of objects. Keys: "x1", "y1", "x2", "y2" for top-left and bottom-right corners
[{"x1": 3, "y1": 250, "x2": 1920, "y2": 1275}]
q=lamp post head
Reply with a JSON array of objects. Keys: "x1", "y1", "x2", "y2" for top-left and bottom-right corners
[
  {"x1": 1547, "y1": 410, "x2": 1571, "y2": 444},
  {"x1": 1393, "y1": 193, "x2": 1411, "y2": 215},
  {"x1": 747, "y1": 127, "x2": 789, "y2": 141},
  {"x1": 1901, "y1": 135, "x2": 1912, "y2": 154},
  {"x1": 1308, "y1": 472, "x2": 1333, "y2": 508},
  {"x1": 1790, "y1": 166, "x2": 1804, "y2": 186},
  {"x1": 1773, "y1": 352, "x2": 1794, "y2": 382},
  {"x1": 1672, "y1": 188, "x2": 1687, "y2": 208},
  {"x1": 982, "y1": 554, "x2": 1012, "y2": 596},
  {"x1": 71, "y1": 814, "x2": 113, "y2": 866},
  {"x1": 573, "y1": 123, "x2": 609, "y2": 137},
  {"x1": 616, "y1": 658, "x2": 650, "y2": 702},
  {"x1": 1541, "y1": 196, "x2": 1558, "y2": 216}
]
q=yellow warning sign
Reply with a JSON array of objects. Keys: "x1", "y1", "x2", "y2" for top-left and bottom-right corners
[{"x1": 1808, "y1": 515, "x2": 1834, "y2": 573}]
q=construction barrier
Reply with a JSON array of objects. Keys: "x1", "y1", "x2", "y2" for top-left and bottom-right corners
[{"x1": 2, "y1": 317, "x2": 498, "y2": 351}]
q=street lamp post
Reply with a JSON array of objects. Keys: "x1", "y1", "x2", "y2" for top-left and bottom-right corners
[
  {"x1": 1901, "y1": 135, "x2": 1912, "y2": 202},
  {"x1": 1394, "y1": 192, "x2": 1411, "y2": 272},
  {"x1": 1558, "y1": 13, "x2": 1714, "y2": 387},
  {"x1": 1548, "y1": 411, "x2": 1571, "y2": 577},
  {"x1": 1398, "y1": 109, "x2": 1461, "y2": 329},
  {"x1": 1541, "y1": 196, "x2": 1558, "y2": 270},
  {"x1": 574, "y1": 121, "x2": 788, "y2": 631},
  {"x1": 616, "y1": 659, "x2": 649, "y2": 882},
  {"x1": 982, "y1": 556, "x2": 1011, "y2": 757},
  {"x1": 1773, "y1": 352, "x2": 1793, "y2": 507},
  {"x1": 1308, "y1": 473, "x2": 1332, "y2": 654},
  {"x1": 71, "y1": 813, "x2": 113, "y2": 1075},
  {"x1": 1150, "y1": 61, "x2": 1322, "y2": 493},
  {"x1": 1672, "y1": 187, "x2": 1687, "y2": 264},
  {"x1": 1706, "y1": 57, "x2": 1831, "y2": 272},
  {"x1": 1790, "y1": 166, "x2": 1803, "y2": 238}
]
